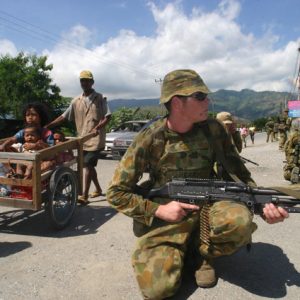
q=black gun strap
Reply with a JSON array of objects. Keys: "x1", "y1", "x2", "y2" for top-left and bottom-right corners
[{"x1": 202, "y1": 121, "x2": 242, "y2": 183}]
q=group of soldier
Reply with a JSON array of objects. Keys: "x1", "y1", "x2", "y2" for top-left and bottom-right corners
[
  {"x1": 265, "y1": 108, "x2": 291, "y2": 150},
  {"x1": 264, "y1": 108, "x2": 300, "y2": 184},
  {"x1": 216, "y1": 108, "x2": 300, "y2": 184}
]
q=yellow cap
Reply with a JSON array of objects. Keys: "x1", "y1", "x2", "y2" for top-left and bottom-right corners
[{"x1": 79, "y1": 70, "x2": 93, "y2": 80}]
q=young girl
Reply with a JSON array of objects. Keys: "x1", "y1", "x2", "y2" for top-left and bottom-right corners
[{"x1": 0, "y1": 102, "x2": 54, "y2": 152}]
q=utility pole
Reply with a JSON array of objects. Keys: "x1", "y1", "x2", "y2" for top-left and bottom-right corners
[
  {"x1": 155, "y1": 78, "x2": 164, "y2": 116},
  {"x1": 297, "y1": 46, "x2": 300, "y2": 100}
]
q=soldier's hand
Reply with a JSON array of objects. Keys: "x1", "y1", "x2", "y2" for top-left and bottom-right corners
[
  {"x1": 262, "y1": 203, "x2": 289, "y2": 224},
  {"x1": 154, "y1": 201, "x2": 199, "y2": 222}
]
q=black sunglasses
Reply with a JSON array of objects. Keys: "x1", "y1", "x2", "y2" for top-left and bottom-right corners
[{"x1": 189, "y1": 92, "x2": 208, "y2": 101}]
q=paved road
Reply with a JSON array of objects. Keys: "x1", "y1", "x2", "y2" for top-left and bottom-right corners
[{"x1": 0, "y1": 132, "x2": 300, "y2": 300}]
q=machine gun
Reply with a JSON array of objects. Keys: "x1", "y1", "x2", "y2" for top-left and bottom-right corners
[
  {"x1": 138, "y1": 178, "x2": 300, "y2": 214},
  {"x1": 240, "y1": 156, "x2": 259, "y2": 166}
]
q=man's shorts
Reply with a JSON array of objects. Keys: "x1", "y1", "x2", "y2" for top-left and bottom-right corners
[{"x1": 83, "y1": 150, "x2": 102, "y2": 167}]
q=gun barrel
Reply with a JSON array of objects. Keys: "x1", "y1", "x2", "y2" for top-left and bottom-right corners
[{"x1": 240, "y1": 156, "x2": 259, "y2": 166}]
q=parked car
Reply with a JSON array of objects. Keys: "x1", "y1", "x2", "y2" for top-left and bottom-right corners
[
  {"x1": 101, "y1": 120, "x2": 150, "y2": 157},
  {"x1": 111, "y1": 116, "x2": 161, "y2": 160}
]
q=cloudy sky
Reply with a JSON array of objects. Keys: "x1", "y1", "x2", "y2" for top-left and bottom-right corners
[{"x1": 0, "y1": 0, "x2": 300, "y2": 100}]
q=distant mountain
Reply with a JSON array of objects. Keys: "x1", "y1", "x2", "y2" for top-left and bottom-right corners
[
  {"x1": 108, "y1": 89, "x2": 295, "y2": 120},
  {"x1": 108, "y1": 98, "x2": 160, "y2": 112},
  {"x1": 211, "y1": 89, "x2": 292, "y2": 119}
]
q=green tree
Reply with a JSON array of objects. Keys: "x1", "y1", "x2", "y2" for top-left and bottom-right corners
[
  {"x1": 253, "y1": 117, "x2": 269, "y2": 131},
  {"x1": 107, "y1": 106, "x2": 164, "y2": 132},
  {"x1": 0, "y1": 52, "x2": 66, "y2": 120},
  {"x1": 107, "y1": 107, "x2": 137, "y2": 132}
]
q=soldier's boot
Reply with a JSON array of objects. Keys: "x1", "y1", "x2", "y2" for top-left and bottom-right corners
[
  {"x1": 290, "y1": 167, "x2": 299, "y2": 184},
  {"x1": 195, "y1": 258, "x2": 217, "y2": 288}
]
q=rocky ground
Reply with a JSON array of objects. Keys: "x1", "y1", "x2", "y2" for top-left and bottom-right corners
[{"x1": 0, "y1": 132, "x2": 300, "y2": 300}]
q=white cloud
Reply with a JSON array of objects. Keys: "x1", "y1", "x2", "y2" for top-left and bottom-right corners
[
  {"x1": 0, "y1": 39, "x2": 18, "y2": 56},
  {"x1": 61, "y1": 24, "x2": 93, "y2": 47},
  {"x1": 218, "y1": 0, "x2": 241, "y2": 20},
  {"x1": 6, "y1": 0, "x2": 300, "y2": 99}
]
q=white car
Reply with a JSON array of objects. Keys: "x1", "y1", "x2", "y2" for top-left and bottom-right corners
[
  {"x1": 101, "y1": 120, "x2": 149, "y2": 157},
  {"x1": 111, "y1": 116, "x2": 162, "y2": 160}
]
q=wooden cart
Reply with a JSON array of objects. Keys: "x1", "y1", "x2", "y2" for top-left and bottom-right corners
[{"x1": 0, "y1": 134, "x2": 92, "y2": 229}]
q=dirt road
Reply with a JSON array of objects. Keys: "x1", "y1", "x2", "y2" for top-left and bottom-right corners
[{"x1": 1, "y1": 132, "x2": 300, "y2": 300}]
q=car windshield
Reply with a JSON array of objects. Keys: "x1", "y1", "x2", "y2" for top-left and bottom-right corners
[{"x1": 114, "y1": 122, "x2": 145, "y2": 132}]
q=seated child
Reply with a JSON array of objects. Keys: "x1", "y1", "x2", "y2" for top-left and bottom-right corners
[
  {"x1": 0, "y1": 102, "x2": 54, "y2": 152},
  {"x1": 14, "y1": 125, "x2": 56, "y2": 179},
  {"x1": 53, "y1": 131, "x2": 74, "y2": 164}
]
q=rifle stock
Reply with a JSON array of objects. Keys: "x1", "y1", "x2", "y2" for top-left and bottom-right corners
[{"x1": 138, "y1": 178, "x2": 300, "y2": 214}]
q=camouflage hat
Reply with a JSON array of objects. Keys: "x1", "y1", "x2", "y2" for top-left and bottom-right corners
[
  {"x1": 284, "y1": 108, "x2": 289, "y2": 112},
  {"x1": 79, "y1": 70, "x2": 94, "y2": 80},
  {"x1": 160, "y1": 69, "x2": 210, "y2": 104},
  {"x1": 216, "y1": 111, "x2": 233, "y2": 124}
]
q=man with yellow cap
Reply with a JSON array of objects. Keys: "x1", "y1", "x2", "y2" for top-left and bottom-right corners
[
  {"x1": 46, "y1": 70, "x2": 111, "y2": 204},
  {"x1": 107, "y1": 69, "x2": 288, "y2": 299}
]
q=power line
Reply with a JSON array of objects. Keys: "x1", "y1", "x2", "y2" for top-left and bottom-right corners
[{"x1": 0, "y1": 10, "x2": 161, "y2": 79}]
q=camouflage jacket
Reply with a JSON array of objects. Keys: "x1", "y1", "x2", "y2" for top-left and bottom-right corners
[
  {"x1": 232, "y1": 130, "x2": 243, "y2": 153},
  {"x1": 107, "y1": 117, "x2": 254, "y2": 226},
  {"x1": 285, "y1": 131, "x2": 300, "y2": 163},
  {"x1": 265, "y1": 120, "x2": 274, "y2": 132}
]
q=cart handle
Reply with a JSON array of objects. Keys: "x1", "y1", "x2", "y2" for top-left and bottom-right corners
[{"x1": 79, "y1": 132, "x2": 98, "y2": 143}]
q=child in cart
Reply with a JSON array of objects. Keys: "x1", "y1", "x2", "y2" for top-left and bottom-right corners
[
  {"x1": 0, "y1": 102, "x2": 54, "y2": 152},
  {"x1": 53, "y1": 131, "x2": 74, "y2": 164},
  {"x1": 13, "y1": 125, "x2": 56, "y2": 179}
]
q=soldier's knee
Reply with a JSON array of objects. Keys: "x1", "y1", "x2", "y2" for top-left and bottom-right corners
[
  {"x1": 284, "y1": 171, "x2": 291, "y2": 180},
  {"x1": 211, "y1": 202, "x2": 253, "y2": 237},
  {"x1": 223, "y1": 212, "x2": 252, "y2": 236}
]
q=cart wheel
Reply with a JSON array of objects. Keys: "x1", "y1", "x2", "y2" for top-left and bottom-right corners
[{"x1": 46, "y1": 167, "x2": 78, "y2": 229}]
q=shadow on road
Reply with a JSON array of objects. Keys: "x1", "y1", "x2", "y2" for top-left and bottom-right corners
[
  {"x1": 170, "y1": 242, "x2": 300, "y2": 299},
  {"x1": 0, "y1": 200, "x2": 116, "y2": 238},
  {"x1": 217, "y1": 242, "x2": 300, "y2": 298},
  {"x1": 0, "y1": 241, "x2": 32, "y2": 257}
]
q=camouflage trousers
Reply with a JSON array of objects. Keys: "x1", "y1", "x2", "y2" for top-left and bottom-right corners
[
  {"x1": 279, "y1": 131, "x2": 287, "y2": 149},
  {"x1": 266, "y1": 131, "x2": 274, "y2": 142},
  {"x1": 132, "y1": 201, "x2": 257, "y2": 300}
]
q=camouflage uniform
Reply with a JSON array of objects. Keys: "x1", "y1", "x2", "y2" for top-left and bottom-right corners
[
  {"x1": 283, "y1": 120, "x2": 300, "y2": 182},
  {"x1": 273, "y1": 122, "x2": 279, "y2": 141},
  {"x1": 278, "y1": 110, "x2": 292, "y2": 150},
  {"x1": 216, "y1": 111, "x2": 242, "y2": 153},
  {"x1": 232, "y1": 130, "x2": 243, "y2": 153},
  {"x1": 107, "y1": 115, "x2": 257, "y2": 299},
  {"x1": 265, "y1": 118, "x2": 274, "y2": 142}
]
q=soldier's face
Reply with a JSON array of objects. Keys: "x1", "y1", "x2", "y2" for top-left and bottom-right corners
[{"x1": 181, "y1": 96, "x2": 209, "y2": 123}]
